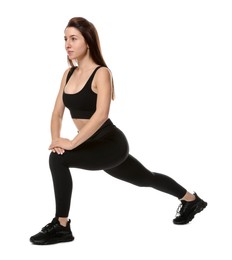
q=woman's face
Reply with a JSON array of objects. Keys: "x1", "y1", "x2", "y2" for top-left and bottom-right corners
[{"x1": 64, "y1": 27, "x2": 88, "y2": 61}]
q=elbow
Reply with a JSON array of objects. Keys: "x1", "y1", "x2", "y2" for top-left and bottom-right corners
[
  {"x1": 99, "y1": 114, "x2": 109, "y2": 124},
  {"x1": 52, "y1": 110, "x2": 64, "y2": 120},
  {"x1": 51, "y1": 113, "x2": 63, "y2": 126},
  {"x1": 94, "y1": 110, "x2": 109, "y2": 124}
]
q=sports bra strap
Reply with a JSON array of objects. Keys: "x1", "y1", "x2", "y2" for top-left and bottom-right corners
[{"x1": 66, "y1": 66, "x2": 77, "y2": 84}]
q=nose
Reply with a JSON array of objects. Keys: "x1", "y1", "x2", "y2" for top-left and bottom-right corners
[{"x1": 65, "y1": 39, "x2": 71, "y2": 49}]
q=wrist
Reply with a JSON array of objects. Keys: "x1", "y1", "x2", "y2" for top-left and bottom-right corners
[
  {"x1": 70, "y1": 139, "x2": 76, "y2": 149},
  {"x1": 52, "y1": 136, "x2": 60, "y2": 141}
]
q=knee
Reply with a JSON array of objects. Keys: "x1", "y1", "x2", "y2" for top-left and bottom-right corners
[{"x1": 49, "y1": 151, "x2": 64, "y2": 170}]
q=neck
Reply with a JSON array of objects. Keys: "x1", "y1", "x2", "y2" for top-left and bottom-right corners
[{"x1": 75, "y1": 55, "x2": 96, "y2": 71}]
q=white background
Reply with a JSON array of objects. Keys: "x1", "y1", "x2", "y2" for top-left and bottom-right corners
[{"x1": 0, "y1": 0, "x2": 231, "y2": 259}]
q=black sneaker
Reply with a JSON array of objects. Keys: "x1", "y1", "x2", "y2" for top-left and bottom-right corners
[
  {"x1": 173, "y1": 193, "x2": 207, "y2": 225},
  {"x1": 30, "y1": 218, "x2": 74, "y2": 245}
]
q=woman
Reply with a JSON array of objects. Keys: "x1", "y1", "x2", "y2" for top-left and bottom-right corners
[{"x1": 30, "y1": 17, "x2": 207, "y2": 245}]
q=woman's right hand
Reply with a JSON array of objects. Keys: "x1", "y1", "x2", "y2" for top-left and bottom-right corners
[{"x1": 51, "y1": 147, "x2": 65, "y2": 155}]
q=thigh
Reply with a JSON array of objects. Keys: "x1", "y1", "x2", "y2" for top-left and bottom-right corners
[
  {"x1": 61, "y1": 128, "x2": 129, "y2": 171},
  {"x1": 105, "y1": 154, "x2": 151, "y2": 183}
]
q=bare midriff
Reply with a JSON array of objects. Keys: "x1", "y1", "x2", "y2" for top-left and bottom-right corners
[{"x1": 73, "y1": 118, "x2": 89, "y2": 131}]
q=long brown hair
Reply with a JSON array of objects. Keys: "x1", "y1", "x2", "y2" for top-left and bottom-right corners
[{"x1": 66, "y1": 17, "x2": 115, "y2": 99}]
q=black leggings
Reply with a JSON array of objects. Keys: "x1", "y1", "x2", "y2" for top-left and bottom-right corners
[{"x1": 49, "y1": 119, "x2": 187, "y2": 217}]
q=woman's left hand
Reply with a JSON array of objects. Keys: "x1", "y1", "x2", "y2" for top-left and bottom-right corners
[{"x1": 49, "y1": 138, "x2": 74, "y2": 151}]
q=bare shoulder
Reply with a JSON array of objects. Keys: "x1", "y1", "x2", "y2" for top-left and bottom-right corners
[
  {"x1": 63, "y1": 66, "x2": 74, "y2": 78},
  {"x1": 96, "y1": 67, "x2": 112, "y2": 78},
  {"x1": 95, "y1": 66, "x2": 112, "y2": 82},
  {"x1": 60, "y1": 66, "x2": 75, "y2": 87}
]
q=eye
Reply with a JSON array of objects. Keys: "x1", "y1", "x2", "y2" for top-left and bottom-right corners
[{"x1": 71, "y1": 37, "x2": 77, "y2": 41}]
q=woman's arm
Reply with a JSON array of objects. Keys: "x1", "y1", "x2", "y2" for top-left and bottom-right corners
[
  {"x1": 71, "y1": 67, "x2": 112, "y2": 147},
  {"x1": 50, "y1": 68, "x2": 70, "y2": 153}
]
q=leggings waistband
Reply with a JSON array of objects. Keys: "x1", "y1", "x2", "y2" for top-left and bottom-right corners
[{"x1": 87, "y1": 119, "x2": 116, "y2": 142}]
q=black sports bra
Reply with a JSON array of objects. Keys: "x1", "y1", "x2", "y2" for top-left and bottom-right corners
[{"x1": 63, "y1": 66, "x2": 103, "y2": 119}]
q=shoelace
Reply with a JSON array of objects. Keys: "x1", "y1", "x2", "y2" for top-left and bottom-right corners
[
  {"x1": 175, "y1": 203, "x2": 183, "y2": 217},
  {"x1": 42, "y1": 221, "x2": 58, "y2": 233},
  {"x1": 175, "y1": 201, "x2": 188, "y2": 217}
]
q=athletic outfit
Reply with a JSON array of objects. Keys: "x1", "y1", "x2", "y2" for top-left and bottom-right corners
[{"x1": 30, "y1": 66, "x2": 207, "y2": 245}]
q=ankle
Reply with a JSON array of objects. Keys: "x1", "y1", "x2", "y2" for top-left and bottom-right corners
[
  {"x1": 58, "y1": 217, "x2": 68, "y2": 227},
  {"x1": 180, "y1": 192, "x2": 196, "y2": 202}
]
